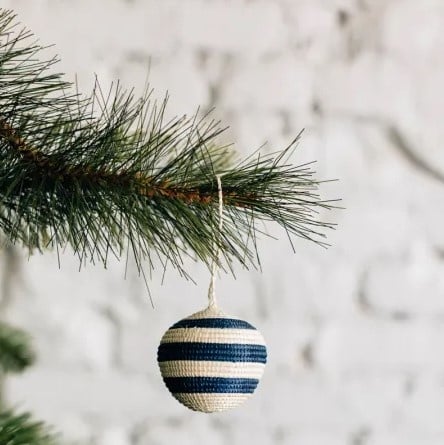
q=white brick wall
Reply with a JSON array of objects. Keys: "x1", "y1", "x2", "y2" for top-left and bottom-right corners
[{"x1": 2, "y1": 1, "x2": 444, "y2": 444}]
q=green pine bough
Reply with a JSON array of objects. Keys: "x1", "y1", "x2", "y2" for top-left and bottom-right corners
[
  {"x1": 0, "y1": 411, "x2": 57, "y2": 445},
  {"x1": 0, "y1": 9, "x2": 336, "y2": 279},
  {"x1": 0, "y1": 321, "x2": 58, "y2": 445},
  {"x1": 0, "y1": 322, "x2": 35, "y2": 374}
]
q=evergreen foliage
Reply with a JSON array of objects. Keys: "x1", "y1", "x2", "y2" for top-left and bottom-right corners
[
  {"x1": 0, "y1": 322, "x2": 35, "y2": 374},
  {"x1": 0, "y1": 411, "x2": 57, "y2": 445},
  {"x1": 0, "y1": 9, "x2": 336, "y2": 279},
  {"x1": 0, "y1": 323, "x2": 57, "y2": 445}
]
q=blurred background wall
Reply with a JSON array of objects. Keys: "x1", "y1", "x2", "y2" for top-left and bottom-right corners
[{"x1": 2, "y1": 0, "x2": 444, "y2": 444}]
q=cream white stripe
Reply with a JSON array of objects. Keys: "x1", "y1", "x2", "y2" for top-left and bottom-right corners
[
  {"x1": 159, "y1": 360, "x2": 265, "y2": 378},
  {"x1": 161, "y1": 327, "x2": 266, "y2": 345},
  {"x1": 187, "y1": 307, "x2": 228, "y2": 319},
  {"x1": 174, "y1": 393, "x2": 251, "y2": 412}
]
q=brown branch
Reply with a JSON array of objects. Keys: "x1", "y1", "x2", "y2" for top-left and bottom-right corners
[
  {"x1": 0, "y1": 117, "x2": 250, "y2": 206},
  {"x1": 0, "y1": 118, "x2": 51, "y2": 168}
]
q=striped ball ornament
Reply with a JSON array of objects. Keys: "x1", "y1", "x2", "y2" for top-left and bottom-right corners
[{"x1": 158, "y1": 305, "x2": 267, "y2": 413}]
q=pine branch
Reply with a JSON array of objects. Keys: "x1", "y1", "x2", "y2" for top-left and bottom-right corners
[
  {"x1": 0, "y1": 9, "x2": 337, "y2": 277},
  {"x1": 0, "y1": 411, "x2": 58, "y2": 445},
  {"x1": 0, "y1": 323, "x2": 35, "y2": 374}
]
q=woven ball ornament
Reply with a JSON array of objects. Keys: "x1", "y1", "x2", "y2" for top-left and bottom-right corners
[{"x1": 158, "y1": 304, "x2": 267, "y2": 412}]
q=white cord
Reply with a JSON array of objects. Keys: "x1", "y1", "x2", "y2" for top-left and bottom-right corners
[{"x1": 208, "y1": 174, "x2": 223, "y2": 308}]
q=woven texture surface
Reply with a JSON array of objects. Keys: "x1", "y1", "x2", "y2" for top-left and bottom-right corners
[{"x1": 158, "y1": 305, "x2": 267, "y2": 413}]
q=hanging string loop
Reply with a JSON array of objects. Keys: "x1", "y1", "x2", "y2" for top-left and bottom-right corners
[{"x1": 208, "y1": 174, "x2": 224, "y2": 308}]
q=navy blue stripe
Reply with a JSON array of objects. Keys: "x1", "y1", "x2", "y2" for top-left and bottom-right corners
[
  {"x1": 164, "y1": 377, "x2": 259, "y2": 394},
  {"x1": 171, "y1": 318, "x2": 256, "y2": 330},
  {"x1": 158, "y1": 342, "x2": 267, "y2": 364}
]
